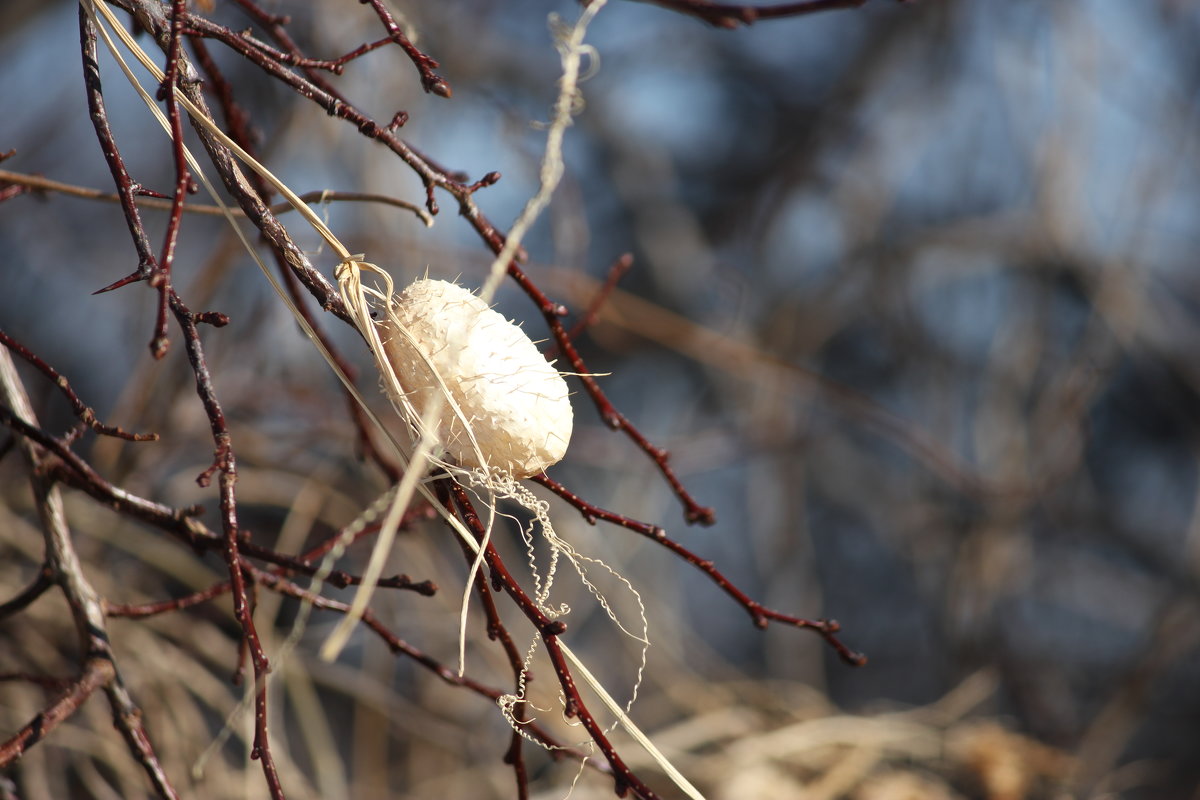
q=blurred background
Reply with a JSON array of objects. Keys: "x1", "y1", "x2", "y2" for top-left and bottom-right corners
[{"x1": 3, "y1": 0, "x2": 1200, "y2": 798}]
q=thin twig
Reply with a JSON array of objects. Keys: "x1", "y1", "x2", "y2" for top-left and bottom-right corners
[
  {"x1": 534, "y1": 473, "x2": 865, "y2": 664},
  {"x1": 358, "y1": 0, "x2": 450, "y2": 96},
  {"x1": 0, "y1": 566, "x2": 53, "y2": 621},
  {"x1": 0, "y1": 658, "x2": 115, "y2": 767},
  {"x1": 545, "y1": 252, "x2": 634, "y2": 360},
  {"x1": 0, "y1": 169, "x2": 433, "y2": 226},
  {"x1": 637, "y1": 0, "x2": 871, "y2": 28},
  {"x1": 513, "y1": 262, "x2": 717, "y2": 524},
  {"x1": 81, "y1": 7, "x2": 159, "y2": 297},
  {"x1": 0, "y1": 327, "x2": 159, "y2": 442},
  {"x1": 147, "y1": 0, "x2": 192, "y2": 360}
]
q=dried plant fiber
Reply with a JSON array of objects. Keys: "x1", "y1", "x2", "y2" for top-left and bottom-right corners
[{"x1": 378, "y1": 279, "x2": 572, "y2": 478}]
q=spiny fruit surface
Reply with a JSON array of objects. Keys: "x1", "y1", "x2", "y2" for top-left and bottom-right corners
[{"x1": 378, "y1": 279, "x2": 573, "y2": 478}]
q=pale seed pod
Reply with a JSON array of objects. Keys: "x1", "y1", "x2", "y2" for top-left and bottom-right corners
[{"x1": 377, "y1": 279, "x2": 573, "y2": 479}]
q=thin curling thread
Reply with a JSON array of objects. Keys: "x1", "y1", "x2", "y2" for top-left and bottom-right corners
[{"x1": 470, "y1": 468, "x2": 650, "y2": 748}]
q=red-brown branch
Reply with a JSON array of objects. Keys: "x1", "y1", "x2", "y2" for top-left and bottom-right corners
[
  {"x1": 545, "y1": 252, "x2": 634, "y2": 361},
  {"x1": 508, "y1": 262, "x2": 716, "y2": 525},
  {"x1": 359, "y1": 0, "x2": 451, "y2": 97},
  {"x1": 0, "y1": 657, "x2": 114, "y2": 768},
  {"x1": 535, "y1": 473, "x2": 866, "y2": 665},
  {"x1": 0, "y1": 328, "x2": 159, "y2": 443},
  {"x1": 0, "y1": 566, "x2": 54, "y2": 621},
  {"x1": 639, "y1": 0, "x2": 871, "y2": 28}
]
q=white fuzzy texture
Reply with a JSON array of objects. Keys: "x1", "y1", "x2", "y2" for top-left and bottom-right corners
[{"x1": 378, "y1": 279, "x2": 572, "y2": 479}]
